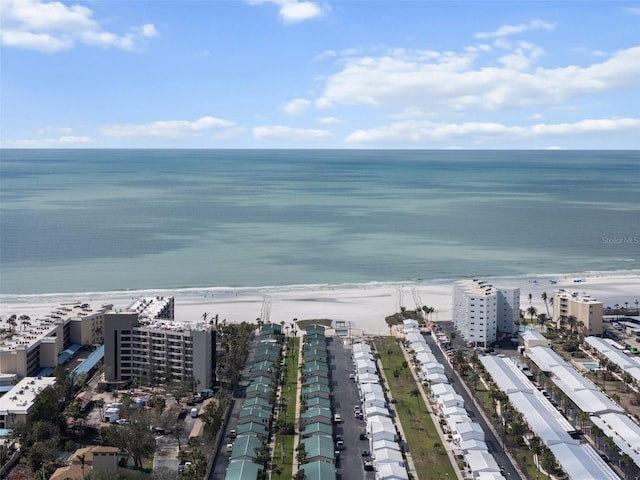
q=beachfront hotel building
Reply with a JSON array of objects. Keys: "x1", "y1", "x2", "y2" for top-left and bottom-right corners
[
  {"x1": 0, "y1": 297, "x2": 175, "y2": 384},
  {"x1": 102, "y1": 303, "x2": 216, "y2": 390},
  {"x1": 552, "y1": 290, "x2": 603, "y2": 336},
  {"x1": 452, "y1": 280, "x2": 520, "y2": 347},
  {"x1": 0, "y1": 302, "x2": 115, "y2": 381}
]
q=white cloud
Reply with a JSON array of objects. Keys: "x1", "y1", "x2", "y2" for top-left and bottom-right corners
[
  {"x1": 345, "y1": 118, "x2": 640, "y2": 144},
  {"x1": 317, "y1": 116, "x2": 342, "y2": 124},
  {"x1": 253, "y1": 125, "x2": 331, "y2": 141},
  {"x1": 316, "y1": 46, "x2": 640, "y2": 114},
  {"x1": 37, "y1": 125, "x2": 74, "y2": 134},
  {"x1": 475, "y1": 19, "x2": 555, "y2": 39},
  {"x1": 0, "y1": 0, "x2": 157, "y2": 52},
  {"x1": 282, "y1": 98, "x2": 311, "y2": 115},
  {"x1": 625, "y1": 7, "x2": 640, "y2": 15},
  {"x1": 3, "y1": 135, "x2": 93, "y2": 148},
  {"x1": 247, "y1": 0, "x2": 325, "y2": 24},
  {"x1": 100, "y1": 116, "x2": 237, "y2": 139}
]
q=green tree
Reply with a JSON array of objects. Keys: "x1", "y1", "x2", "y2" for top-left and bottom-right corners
[{"x1": 100, "y1": 411, "x2": 155, "y2": 469}]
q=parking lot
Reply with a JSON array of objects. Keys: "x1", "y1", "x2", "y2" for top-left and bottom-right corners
[{"x1": 326, "y1": 337, "x2": 374, "y2": 480}]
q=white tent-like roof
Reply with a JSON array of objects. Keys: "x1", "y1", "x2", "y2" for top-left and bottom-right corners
[
  {"x1": 373, "y1": 447, "x2": 404, "y2": 465},
  {"x1": 481, "y1": 355, "x2": 619, "y2": 480},
  {"x1": 527, "y1": 346, "x2": 622, "y2": 415},
  {"x1": 459, "y1": 438, "x2": 489, "y2": 452},
  {"x1": 464, "y1": 450, "x2": 500, "y2": 474},
  {"x1": 591, "y1": 412, "x2": 640, "y2": 469},
  {"x1": 372, "y1": 439, "x2": 401, "y2": 452},
  {"x1": 376, "y1": 462, "x2": 409, "y2": 480}
]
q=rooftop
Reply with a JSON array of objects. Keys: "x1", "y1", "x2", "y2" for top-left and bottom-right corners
[{"x1": 0, "y1": 376, "x2": 57, "y2": 414}]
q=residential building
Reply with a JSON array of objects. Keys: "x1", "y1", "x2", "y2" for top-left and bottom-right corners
[
  {"x1": 0, "y1": 376, "x2": 57, "y2": 429},
  {"x1": 553, "y1": 290, "x2": 603, "y2": 336},
  {"x1": 452, "y1": 279, "x2": 520, "y2": 346},
  {"x1": 102, "y1": 301, "x2": 215, "y2": 390}
]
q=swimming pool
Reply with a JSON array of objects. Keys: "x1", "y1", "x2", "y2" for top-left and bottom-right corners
[{"x1": 583, "y1": 363, "x2": 599, "y2": 370}]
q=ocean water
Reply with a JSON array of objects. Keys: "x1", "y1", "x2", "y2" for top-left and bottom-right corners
[{"x1": 0, "y1": 149, "x2": 638, "y2": 295}]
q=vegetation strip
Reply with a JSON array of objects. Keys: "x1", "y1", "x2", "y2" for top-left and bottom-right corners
[
  {"x1": 272, "y1": 337, "x2": 299, "y2": 480},
  {"x1": 375, "y1": 337, "x2": 457, "y2": 480}
]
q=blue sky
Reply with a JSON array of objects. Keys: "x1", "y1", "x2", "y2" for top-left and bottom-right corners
[{"x1": 1, "y1": 0, "x2": 639, "y2": 148}]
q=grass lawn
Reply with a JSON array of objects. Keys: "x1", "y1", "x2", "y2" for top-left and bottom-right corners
[
  {"x1": 375, "y1": 337, "x2": 457, "y2": 480},
  {"x1": 272, "y1": 337, "x2": 299, "y2": 479}
]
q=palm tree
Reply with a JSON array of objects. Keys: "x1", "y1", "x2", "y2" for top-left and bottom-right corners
[
  {"x1": 19, "y1": 315, "x2": 31, "y2": 331},
  {"x1": 567, "y1": 315, "x2": 578, "y2": 338},
  {"x1": 529, "y1": 436, "x2": 543, "y2": 471},
  {"x1": 6, "y1": 315, "x2": 17, "y2": 333},
  {"x1": 537, "y1": 313, "x2": 547, "y2": 331},
  {"x1": 620, "y1": 453, "x2": 634, "y2": 479},
  {"x1": 541, "y1": 292, "x2": 551, "y2": 318},
  {"x1": 526, "y1": 306, "x2": 538, "y2": 324},
  {"x1": 409, "y1": 388, "x2": 421, "y2": 408}
]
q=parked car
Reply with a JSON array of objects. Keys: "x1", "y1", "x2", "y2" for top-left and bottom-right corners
[
  {"x1": 336, "y1": 440, "x2": 344, "y2": 450},
  {"x1": 361, "y1": 450, "x2": 370, "y2": 457}
]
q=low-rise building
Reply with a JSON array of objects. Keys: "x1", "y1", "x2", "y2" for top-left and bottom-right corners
[{"x1": 0, "y1": 376, "x2": 57, "y2": 429}]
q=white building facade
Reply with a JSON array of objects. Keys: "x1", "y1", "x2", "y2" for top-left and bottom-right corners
[{"x1": 453, "y1": 280, "x2": 519, "y2": 346}]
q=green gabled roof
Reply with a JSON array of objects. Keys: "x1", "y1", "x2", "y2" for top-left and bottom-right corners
[
  {"x1": 243, "y1": 397, "x2": 272, "y2": 410},
  {"x1": 301, "y1": 435, "x2": 334, "y2": 461},
  {"x1": 305, "y1": 397, "x2": 331, "y2": 409},
  {"x1": 224, "y1": 460, "x2": 263, "y2": 480},
  {"x1": 300, "y1": 422, "x2": 333, "y2": 437},
  {"x1": 229, "y1": 435, "x2": 263, "y2": 460},
  {"x1": 301, "y1": 407, "x2": 332, "y2": 420},
  {"x1": 239, "y1": 407, "x2": 271, "y2": 420},
  {"x1": 302, "y1": 384, "x2": 330, "y2": 394},
  {"x1": 304, "y1": 325, "x2": 326, "y2": 335},
  {"x1": 255, "y1": 346, "x2": 280, "y2": 358},
  {"x1": 261, "y1": 323, "x2": 282, "y2": 335},
  {"x1": 237, "y1": 422, "x2": 269, "y2": 437},
  {"x1": 303, "y1": 375, "x2": 330, "y2": 386},
  {"x1": 250, "y1": 375, "x2": 273, "y2": 387},
  {"x1": 303, "y1": 347, "x2": 328, "y2": 358},
  {"x1": 303, "y1": 360, "x2": 329, "y2": 374},
  {"x1": 250, "y1": 361, "x2": 276, "y2": 375},
  {"x1": 246, "y1": 383, "x2": 273, "y2": 394},
  {"x1": 300, "y1": 460, "x2": 336, "y2": 480}
]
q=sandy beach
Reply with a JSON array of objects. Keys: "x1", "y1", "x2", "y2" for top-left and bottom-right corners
[{"x1": 1, "y1": 271, "x2": 638, "y2": 335}]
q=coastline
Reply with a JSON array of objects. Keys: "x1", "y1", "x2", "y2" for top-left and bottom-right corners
[{"x1": 1, "y1": 269, "x2": 638, "y2": 335}]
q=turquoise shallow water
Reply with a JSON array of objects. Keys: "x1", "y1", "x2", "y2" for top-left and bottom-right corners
[{"x1": 1, "y1": 149, "x2": 638, "y2": 295}]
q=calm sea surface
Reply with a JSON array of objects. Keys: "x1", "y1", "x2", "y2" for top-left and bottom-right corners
[{"x1": 0, "y1": 149, "x2": 638, "y2": 295}]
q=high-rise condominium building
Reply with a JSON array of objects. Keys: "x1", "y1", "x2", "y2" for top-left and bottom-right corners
[{"x1": 452, "y1": 280, "x2": 520, "y2": 347}]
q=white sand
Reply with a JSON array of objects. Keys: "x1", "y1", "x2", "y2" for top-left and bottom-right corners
[{"x1": 1, "y1": 271, "x2": 638, "y2": 335}]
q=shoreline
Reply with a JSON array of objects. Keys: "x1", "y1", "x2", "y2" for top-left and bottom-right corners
[{"x1": 1, "y1": 269, "x2": 638, "y2": 335}]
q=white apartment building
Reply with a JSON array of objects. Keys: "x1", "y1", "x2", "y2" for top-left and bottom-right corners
[
  {"x1": 452, "y1": 280, "x2": 520, "y2": 347},
  {"x1": 103, "y1": 301, "x2": 215, "y2": 390},
  {"x1": 553, "y1": 290, "x2": 603, "y2": 336}
]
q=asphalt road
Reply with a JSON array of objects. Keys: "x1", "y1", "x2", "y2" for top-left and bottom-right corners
[
  {"x1": 423, "y1": 333, "x2": 522, "y2": 480},
  {"x1": 326, "y1": 337, "x2": 373, "y2": 480},
  {"x1": 210, "y1": 335, "x2": 259, "y2": 480}
]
